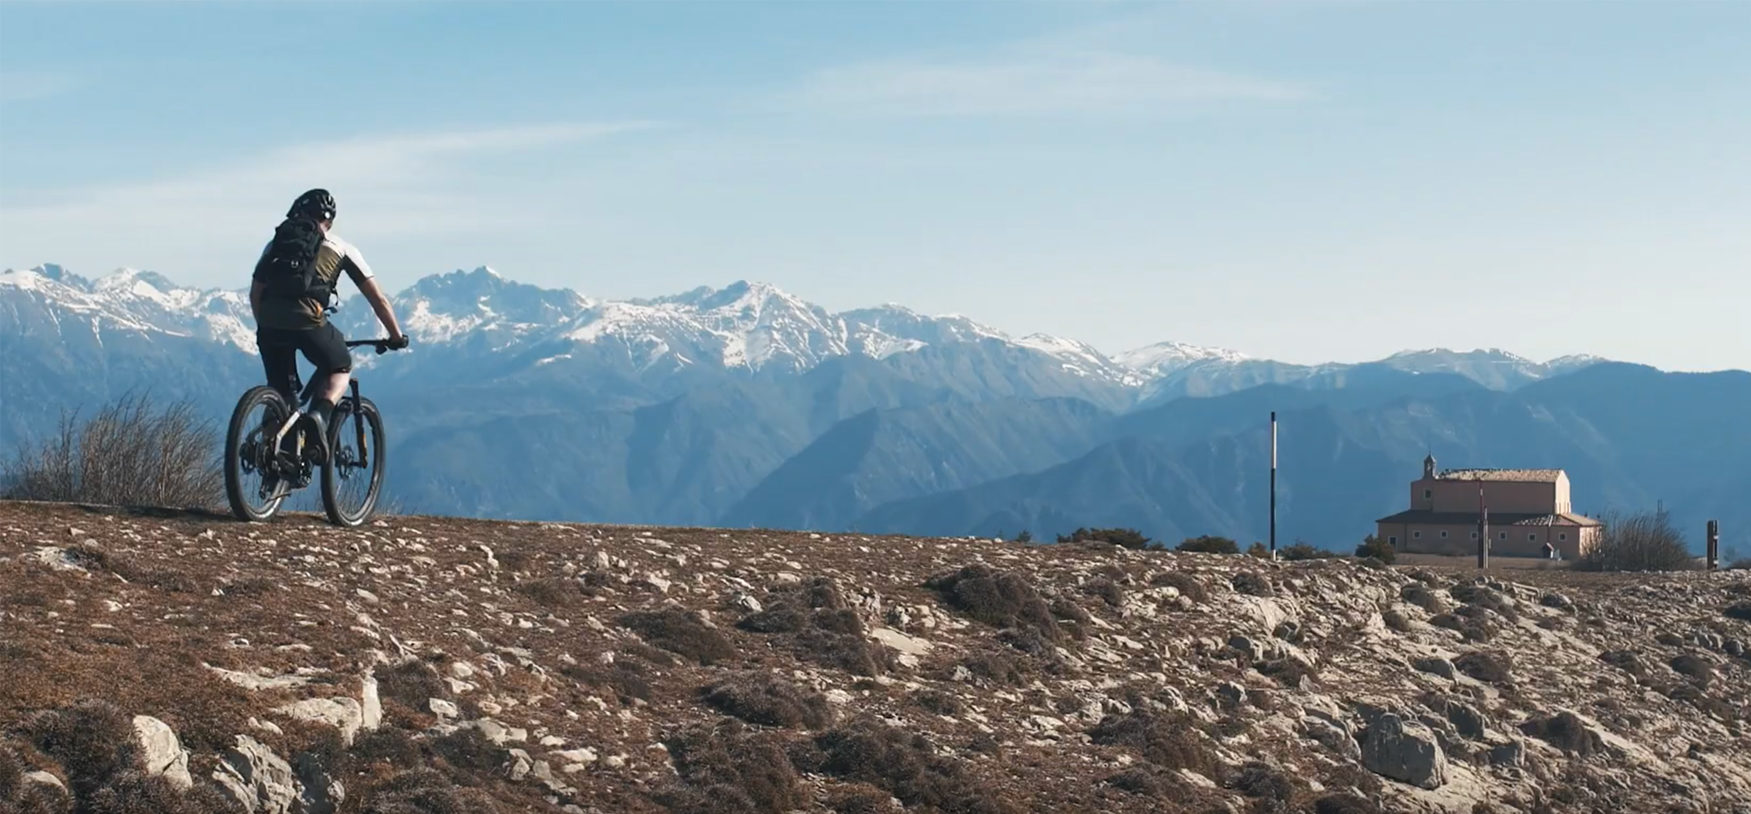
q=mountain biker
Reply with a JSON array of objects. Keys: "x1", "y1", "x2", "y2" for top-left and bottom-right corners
[{"x1": 250, "y1": 189, "x2": 408, "y2": 463}]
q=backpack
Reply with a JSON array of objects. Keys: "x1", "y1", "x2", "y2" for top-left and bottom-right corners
[{"x1": 255, "y1": 216, "x2": 330, "y2": 303}]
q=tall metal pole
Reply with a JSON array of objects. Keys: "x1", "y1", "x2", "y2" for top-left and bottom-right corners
[
  {"x1": 1708, "y1": 520, "x2": 1720, "y2": 571},
  {"x1": 1270, "y1": 411, "x2": 1277, "y2": 558},
  {"x1": 1477, "y1": 482, "x2": 1490, "y2": 570}
]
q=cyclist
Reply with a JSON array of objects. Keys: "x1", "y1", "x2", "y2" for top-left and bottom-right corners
[{"x1": 250, "y1": 189, "x2": 408, "y2": 463}]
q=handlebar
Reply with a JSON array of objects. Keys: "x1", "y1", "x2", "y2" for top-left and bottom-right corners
[{"x1": 346, "y1": 339, "x2": 409, "y2": 355}]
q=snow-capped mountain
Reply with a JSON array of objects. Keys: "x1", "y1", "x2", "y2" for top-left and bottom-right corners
[
  {"x1": 5, "y1": 262, "x2": 1622, "y2": 406},
  {"x1": 1114, "y1": 341, "x2": 1252, "y2": 377},
  {"x1": 1, "y1": 264, "x2": 255, "y2": 351}
]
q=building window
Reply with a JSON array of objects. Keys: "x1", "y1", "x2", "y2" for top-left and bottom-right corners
[
  {"x1": 1440, "y1": 530, "x2": 1448, "y2": 539},
  {"x1": 1413, "y1": 530, "x2": 1422, "y2": 539},
  {"x1": 1423, "y1": 489, "x2": 1432, "y2": 500},
  {"x1": 1470, "y1": 531, "x2": 1478, "y2": 539},
  {"x1": 1499, "y1": 531, "x2": 1507, "y2": 540},
  {"x1": 1529, "y1": 533, "x2": 1538, "y2": 542},
  {"x1": 1559, "y1": 532, "x2": 1568, "y2": 541},
  {"x1": 1388, "y1": 536, "x2": 1398, "y2": 545}
]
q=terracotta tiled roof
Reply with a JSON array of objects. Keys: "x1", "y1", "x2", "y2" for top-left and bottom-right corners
[{"x1": 1438, "y1": 468, "x2": 1565, "y2": 483}]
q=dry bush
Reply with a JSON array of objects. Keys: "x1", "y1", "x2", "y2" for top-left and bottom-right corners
[
  {"x1": 952, "y1": 649, "x2": 1028, "y2": 686},
  {"x1": 1279, "y1": 542, "x2": 1337, "y2": 561},
  {"x1": 703, "y1": 673, "x2": 831, "y2": 729},
  {"x1": 924, "y1": 565, "x2": 1058, "y2": 640},
  {"x1": 562, "y1": 659, "x2": 653, "y2": 704},
  {"x1": 353, "y1": 727, "x2": 423, "y2": 770},
  {"x1": 1150, "y1": 571, "x2": 1207, "y2": 602},
  {"x1": 1088, "y1": 710, "x2": 1217, "y2": 775},
  {"x1": 1083, "y1": 577, "x2": 1126, "y2": 607},
  {"x1": 1230, "y1": 761, "x2": 1296, "y2": 802},
  {"x1": 913, "y1": 690, "x2": 963, "y2": 716},
  {"x1": 1400, "y1": 584, "x2": 1446, "y2": 615},
  {"x1": 659, "y1": 723, "x2": 802, "y2": 814},
  {"x1": 80, "y1": 770, "x2": 238, "y2": 814},
  {"x1": 1355, "y1": 536, "x2": 1397, "y2": 564},
  {"x1": 512, "y1": 577, "x2": 586, "y2": 608},
  {"x1": 1057, "y1": 527, "x2": 1155, "y2": 550},
  {"x1": 1381, "y1": 608, "x2": 1412, "y2": 633},
  {"x1": 826, "y1": 783, "x2": 901, "y2": 813},
  {"x1": 1315, "y1": 793, "x2": 1383, "y2": 814},
  {"x1": 1257, "y1": 657, "x2": 1314, "y2": 688},
  {"x1": 1519, "y1": 712, "x2": 1604, "y2": 756},
  {"x1": 3, "y1": 395, "x2": 222, "y2": 509},
  {"x1": 1598, "y1": 650, "x2": 1646, "y2": 678},
  {"x1": 1175, "y1": 536, "x2": 1238, "y2": 555},
  {"x1": 1231, "y1": 572, "x2": 1274, "y2": 597},
  {"x1": 357, "y1": 768, "x2": 502, "y2": 814},
  {"x1": 1105, "y1": 766, "x2": 1188, "y2": 798},
  {"x1": 377, "y1": 659, "x2": 451, "y2": 709},
  {"x1": 1454, "y1": 651, "x2": 1514, "y2": 685},
  {"x1": 736, "y1": 580, "x2": 890, "y2": 677},
  {"x1": 14, "y1": 699, "x2": 140, "y2": 800},
  {"x1": 1575, "y1": 511, "x2": 1697, "y2": 572},
  {"x1": 811, "y1": 720, "x2": 1019, "y2": 814},
  {"x1": 619, "y1": 608, "x2": 735, "y2": 665}
]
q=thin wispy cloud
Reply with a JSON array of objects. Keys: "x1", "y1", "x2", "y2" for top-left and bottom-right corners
[
  {"x1": 0, "y1": 121, "x2": 656, "y2": 276},
  {"x1": 793, "y1": 50, "x2": 1315, "y2": 116},
  {"x1": 0, "y1": 70, "x2": 81, "y2": 103}
]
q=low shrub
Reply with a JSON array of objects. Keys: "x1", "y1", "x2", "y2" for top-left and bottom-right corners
[
  {"x1": 1454, "y1": 651, "x2": 1514, "y2": 685},
  {"x1": 1056, "y1": 527, "x2": 1155, "y2": 550},
  {"x1": 619, "y1": 608, "x2": 736, "y2": 665},
  {"x1": 1149, "y1": 571, "x2": 1207, "y2": 602},
  {"x1": 1175, "y1": 536, "x2": 1238, "y2": 555},
  {"x1": 1574, "y1": 510, "x2": 1697, "y2": 572},
  {"x1": 1088, "y1": 710, "x2": 1216, "y2": 775},
  {"x1": 703, "y1": 673, "x2": 832, "y2": 729},
  {"x1": 1355, "y1": 536, "x2": 1396, "y2": 564},
  {"x1": 812, "y1": 720, "x2": 1019, "y2": 814}
]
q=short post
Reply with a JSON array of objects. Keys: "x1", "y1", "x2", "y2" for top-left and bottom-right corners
[
  {"x1": 1269, "y1": 411, "x2": 1277, "y2": 560},
  {"x1": 1707, "y1": 520, "x2": 1720, "y2": 571}
]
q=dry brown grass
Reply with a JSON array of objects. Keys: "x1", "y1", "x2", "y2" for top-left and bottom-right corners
[{"x1": 658, "y1": 723, "x2": 802, "y2": 814}]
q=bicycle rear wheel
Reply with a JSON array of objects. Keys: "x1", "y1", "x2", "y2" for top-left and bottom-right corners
[
  {"x1": 225, "y1": 386, "x2": 292, "y2": 521},
  {"x1": 322, "y1": 396, "x2": 385, "y2": 526}
]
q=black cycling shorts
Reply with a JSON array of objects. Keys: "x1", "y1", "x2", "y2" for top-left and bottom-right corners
[{"x1": 258, "y1": 323, "x2": 351, "y2": 401}]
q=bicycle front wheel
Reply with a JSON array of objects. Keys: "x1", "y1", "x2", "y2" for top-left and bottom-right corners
[
  {"x1": 321, "y1": 395, "x2": 386, "y2": 527},
  {"x1": 225, "y1": 386, "x2": 292, "y2": 522}
]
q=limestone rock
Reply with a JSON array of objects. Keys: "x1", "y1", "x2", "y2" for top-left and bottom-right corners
[
  {"x1": 1361, "y1": 713, "x2": 1448, "y2": 789},
  {"x1": 214, "y1": 734, "x2": 298, "y2": 814},
  {"x1": 133, "y1": 714, "x2": 193, "y2": 790},
  {"x1": 276, "y1": 697, "x2": 365, "y2": 746},
  {"x1": 294, "y1": 751, "x2": 345, "y2": 814}
]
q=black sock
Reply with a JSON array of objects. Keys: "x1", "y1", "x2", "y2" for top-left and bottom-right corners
[{"x1": 310, "y1": 398, "x2": 335, "y2": 425}]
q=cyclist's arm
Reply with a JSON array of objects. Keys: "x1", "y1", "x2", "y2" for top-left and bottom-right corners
[
  {"x1": 333, "y1": 237, "x2": 405, "y2": 341},
  {"x1": 249, "y1": 279, "x2": 267, "y2": 319},
  {"x1": 355, "y1": 276, "x2": 405, "y2": 341}
]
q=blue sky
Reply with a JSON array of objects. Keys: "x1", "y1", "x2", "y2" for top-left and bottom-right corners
[{"x1": 2, "y1": 1, "x2": 1747, "y2": 371}]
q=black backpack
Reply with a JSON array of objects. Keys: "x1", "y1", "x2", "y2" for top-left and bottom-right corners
[{"x1": 255, "y1": 216, "x2": 329, "y2": 302}]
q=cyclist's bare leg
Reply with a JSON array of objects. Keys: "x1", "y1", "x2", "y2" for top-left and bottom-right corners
[{"x1": 317, "y1": 371, "x2": 350, "y2": 405}]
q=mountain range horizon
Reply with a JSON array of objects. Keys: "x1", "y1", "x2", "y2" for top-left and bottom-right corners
[
  {"x1": 6, "y1": 261, "x2": 1711, "y2": 376},
  {"x1": 4, "y1": 259, "x2": 1747, "y2": 555}
]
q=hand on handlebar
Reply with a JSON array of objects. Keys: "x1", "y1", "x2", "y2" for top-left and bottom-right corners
[{"x1": 385, "y1": 334, "x2": 410, "y2": 352}]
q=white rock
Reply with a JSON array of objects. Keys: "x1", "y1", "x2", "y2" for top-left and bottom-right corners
[
  {"x1": 429, "y1": 698, "x2": 461, "y2": 719},
  {"x1": 450, "y1": 661, "x2": 476, "y2": 680},
  {"x1": 276, "y1": 697, "x2": 365, "y2": 746},
  {"x1": 213, "y1": 735, "x2": 297, "y2": 814},
  {"x1": 133, "y1": 716, "x2": 192, "y2": 790},
  {"x1": 25, "y1": 770, "x2": 65, "y2": 791},
  {"x1": 553, "y1": 747, "x2": 598, "y2": 766},
  {"x1": 360, "y1": 674, "x2": 382, "y2": 732}
]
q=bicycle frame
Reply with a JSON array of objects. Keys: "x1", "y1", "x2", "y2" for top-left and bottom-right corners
[{"x1": 268, "y1": 339, "x2": 390, "y2": 461}]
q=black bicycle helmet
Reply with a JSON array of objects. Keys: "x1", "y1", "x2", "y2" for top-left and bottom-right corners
[{"x1": 288, "y1": 188, "x2": 336, "y2": 221}]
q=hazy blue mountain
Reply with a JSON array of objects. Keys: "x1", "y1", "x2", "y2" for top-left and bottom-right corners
[
  {"x1": 721, "y1": 397, "x2": 1113, "y2": 532},
  {"x1": 858, "y1": 365, "x2": 1751, "y2": 552}
]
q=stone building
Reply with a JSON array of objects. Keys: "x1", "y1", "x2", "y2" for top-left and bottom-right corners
[{"x1": 1375, "y1": 456, "x2": 1604, "y2": 559}]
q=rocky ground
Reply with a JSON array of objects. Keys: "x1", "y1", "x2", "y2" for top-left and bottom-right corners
[{"x1": 2, "y1": 500, "x2": 1749, "y2": 814}]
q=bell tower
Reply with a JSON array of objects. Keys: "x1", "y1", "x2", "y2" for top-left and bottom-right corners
[{"x1": 1423, "y1": 454, "x2": 1437, "y2": 480}]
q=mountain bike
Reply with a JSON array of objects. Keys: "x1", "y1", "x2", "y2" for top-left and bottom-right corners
[{"x1": 224, "y1": 339, "x2": 399, "y2": 526}]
